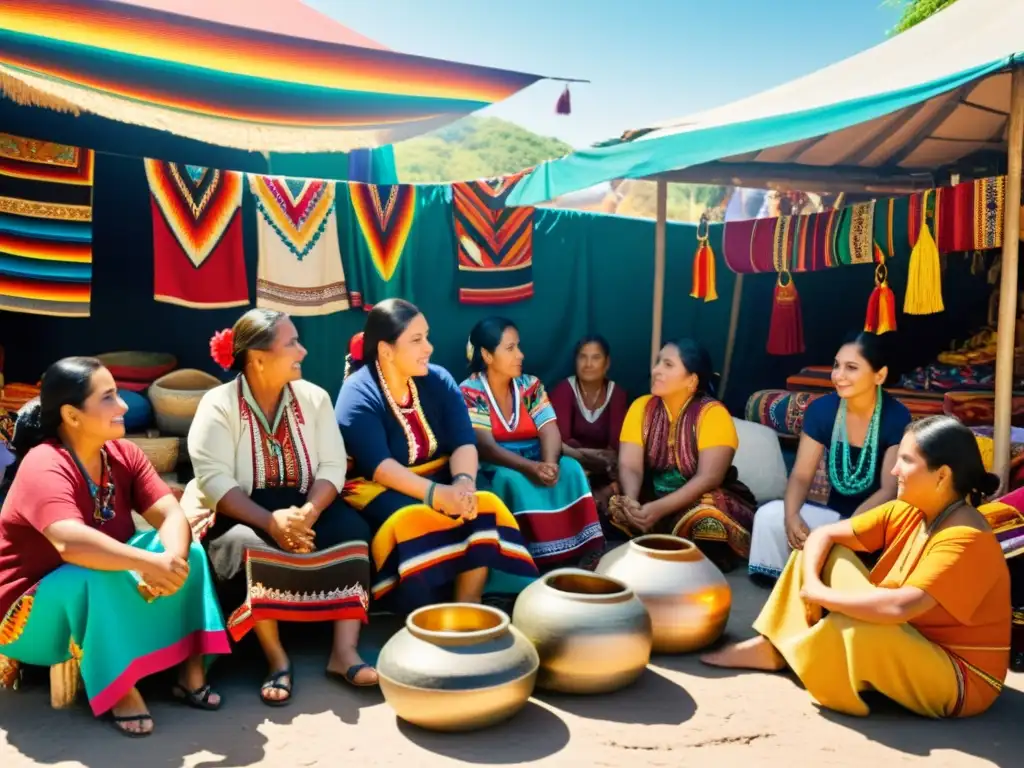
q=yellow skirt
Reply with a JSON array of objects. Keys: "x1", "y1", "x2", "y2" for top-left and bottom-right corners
[{"x1": 754, "y1": 546, "x2": 960, "y2": 718}]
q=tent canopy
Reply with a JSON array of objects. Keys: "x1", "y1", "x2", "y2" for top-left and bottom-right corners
[
  {"x1": 508, "y1": 0, "x2": 1024, "y2": 205},
  {"x1": 0, "y1": 0, "x2": 550, "y2": 153}
]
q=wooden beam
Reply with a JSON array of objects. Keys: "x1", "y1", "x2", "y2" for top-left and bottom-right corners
[
  {"x1": 885, "y1": 84, "x2": 976, "y2": 167},
  {"x1": 993, "y1": 65, "x2": 1024, "y2": 489},
  {"x1": 651, "y1": 179, "x2": 667, "y2": 366},
  {"x1": 649, "y1": 161, "x2": 934, "y2": 194},
  {"x1": 719, "y1": 273, "x2": 745, "y2": 400}
]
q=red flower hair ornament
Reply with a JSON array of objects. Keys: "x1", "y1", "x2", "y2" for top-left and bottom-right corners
[
  {"x1": 348, "y1": 332, "x2": 365, "y2": 363},
  {"x1": 210, "y1": 328, "x2": 235, "y2": 371}
]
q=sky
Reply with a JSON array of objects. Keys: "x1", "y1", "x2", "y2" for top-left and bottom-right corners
[{"x1": 306, "y1": 0, "x2": 904, "y2": 148}]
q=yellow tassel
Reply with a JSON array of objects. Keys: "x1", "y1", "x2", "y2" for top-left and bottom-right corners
[{"x1": 903, "y1": 190, "x2": 944, "y2": 315}]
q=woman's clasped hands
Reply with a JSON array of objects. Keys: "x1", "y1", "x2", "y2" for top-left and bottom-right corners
[{"x1": 433, "y1": 477, "x2": 478, "y2": 521}]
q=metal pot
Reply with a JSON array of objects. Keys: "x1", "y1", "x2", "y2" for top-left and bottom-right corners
[
  {"x1": 512, "y1": 568, "x2": 652, "y2": 694},
  {"x1": 597, "y1": 534, "x2": 731, "y2": 653},
  {"x1": 376, "y1": 603, "x2": 538, "y2": 732}
]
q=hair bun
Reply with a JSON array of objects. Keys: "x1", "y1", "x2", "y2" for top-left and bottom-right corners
[{"x1": 977, "y1": 471, "x2": 1001, "y2": 499}]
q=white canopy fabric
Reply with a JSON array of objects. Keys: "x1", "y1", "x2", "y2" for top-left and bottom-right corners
[{"x1": 509, "y1": 0, "x2": 1024, "y2": 204}]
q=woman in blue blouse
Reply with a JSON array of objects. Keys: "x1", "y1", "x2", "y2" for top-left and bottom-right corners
[
  {"x1": 748, "y1": 332, "x2": 911, "y2": 580},
  {"x1": 335, "y1": 299, "x2": 536, "y2": 612}
]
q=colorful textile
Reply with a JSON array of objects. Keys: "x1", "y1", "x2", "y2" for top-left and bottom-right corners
[
  {"x1": 146, "y1": 159, "x2": 248, "y2": 309},
  {"x1": 936, "y1": 176, "x2": 1005, "y2": 253},
  {"x1": 744, "y1": 389, "x2": 824, "y2": 437},
  {"x1": 251, "y1": 175, "x2": 349, "y2": 315},
  {"x1": 210, "y1": 489, "x2": 370, "y2": 641},
  {"x1": 337, "y1": 364, "x2": 538, "y2": 610},
  {"x1": 549, "y1": 377, "x2": 629, "y2": 451},
  {"x1": 348, "y1": 183, "x2": 415, "y2": 307},
  {"x1": 756, "y1": 546, "x2": 967, "y2": 718},
  {"x1": 453, "y1": 171, "x2": 534, "y2": 304},
  {"x1": 619, "y1": 394, "x2": 756, "y2": 559},
  {"x1": 0, "y1": 0, "x2": 543, "y2": 152},
  {"x1": 835, "y1": 201, "x2": 875, "y2": 265},
  {"x1": 947, "y1": 394, "x2": 1024, "y2": 428},
  {"x1": 722, "y1": 217, "x2": 776, "y2": 273},
  {"x1": 461, "y1": 372, "x2": 605, "y2": 568},
  {"x1": 0, "y1": 531, "x2": 230, "y2": 715},
  {"x1": 0, "y1": 132, "x2": 93, "y2": 317}
]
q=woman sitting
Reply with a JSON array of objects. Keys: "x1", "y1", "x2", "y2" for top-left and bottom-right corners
[
  {"x1": 549, "y1": 335, "x2": 629, "y2": 511},
  {"x1": 612, "y1": 338, "x2": 755, "y2": 568},
  {"x1": 181, "y1": 309, "x2": 374, "y2": 706},
  {"x1": 0, "y1": 358, "x2": 229, "y2": 737},
  {"x1": 335, "y1": 300, "x2": 536, "y2": 613},
  {"x1": 703, "y1": 416, "x2": 1011, "y2": 719},
  {"x1": 461, "y1": 318, "x2": 605, "y2": 570},
  {"x1": 748, "y1": 332, "x2": 911, "y2": 581}
]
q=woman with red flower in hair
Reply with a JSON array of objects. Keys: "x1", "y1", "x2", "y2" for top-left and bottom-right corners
[{"x1": 180, "y1": 309, "x2": 375, "y2": 707}]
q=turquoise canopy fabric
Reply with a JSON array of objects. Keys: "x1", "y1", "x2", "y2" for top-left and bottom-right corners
[{"x1": 507, "y1": 59, "x2": 1013, "y2": 206}]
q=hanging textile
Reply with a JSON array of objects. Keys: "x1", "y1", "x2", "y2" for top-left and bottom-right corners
[
  {"x1": 766, "y1": 216, "x2": 805, "y2": 355},
  {"x1": 145, "y1": 160, "x2": 248, "y2": 309},
  {"x1": 872, "y1": 196, "x2": 910, "y2": 262},
  {"x1": 343, "y1": 182, "x2": 417, "y2": 309},
  {"x1": 0, "y1": 133, "x2": 93, "y2": 317},
  {"x1": 936, "y1": 176, "x2": 1006, "y2": 253},
  {"x1": 453, "y1": 170, "x2": 534, "y2": 304},
  {"x1": 721, "y1": 217, "x2": 776, "y2": 273},
  {"x1": 689, "y1": 212, "x2": 717, "y2": 301},
  {"x1": 250, "y1": 175, "x2": 349, "y2": 316},
  {"x1": 835, "y1": 201, "x2": 875, "y2": 266}
]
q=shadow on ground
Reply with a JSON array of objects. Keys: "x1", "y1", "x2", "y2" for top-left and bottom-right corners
[{"x1": 535, "y1": 666, "x2": 696, "y2": 725}]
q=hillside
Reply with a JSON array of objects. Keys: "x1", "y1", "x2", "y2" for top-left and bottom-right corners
[{"x1": 393, "y1": 117, "x2": 727, "y2": 222}]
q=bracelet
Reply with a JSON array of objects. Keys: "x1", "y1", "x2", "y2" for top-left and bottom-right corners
[
  {"x1": 425, "y1": 481, "x2": 437, "y2": 510},
  {"x1": 451, "y1": 472, "x2": 476, "y2": 485}
]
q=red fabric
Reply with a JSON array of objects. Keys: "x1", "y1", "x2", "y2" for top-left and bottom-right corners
[
  {"x1": 151, "y1": 200, "x2": 248, "y2": 309},
  {"x1": 0, "y1": 440, "x2": 170, "y2": 616},
  {"x1": 549, "y1": 379, "x2": 628, "y2": 451}
]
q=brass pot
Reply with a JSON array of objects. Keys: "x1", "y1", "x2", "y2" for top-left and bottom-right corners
[
  {"x1": 376, "y1": 603, "x2": 538, "y2": 732},
  {"x1": 596, "y1": 534, "x2": 731, "y2": 653},
  {"x1": 512, "y1": 568, "x2": 652, "y2": 694}
]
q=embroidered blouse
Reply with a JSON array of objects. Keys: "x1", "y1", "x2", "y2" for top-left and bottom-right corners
[
  {"x1": 180, "y1": 377, "x2": 347, "y2": 520},
  {"x1": 460, "y1": 373, "x2": 556, "y2": 443},
  {"x1": 549, "y1": 377, "x2": 628, "y2": 451},
  {"x1": 336, "y1": 364, "x2": 476, "y2": 478}
]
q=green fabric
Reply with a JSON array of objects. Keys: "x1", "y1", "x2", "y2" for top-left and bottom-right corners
[
  {"x1": 0, "y1": 533, "x2": 228, "y2": 715},
  {"x1": 506, "y1": 60, "x2": 1014, "y2": 207}
]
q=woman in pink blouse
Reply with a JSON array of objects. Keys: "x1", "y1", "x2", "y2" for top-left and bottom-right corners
[{"x1": 549, "y1": 336, "x2": 629, "y2": 517}]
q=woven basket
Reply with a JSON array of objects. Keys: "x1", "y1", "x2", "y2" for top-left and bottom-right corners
[
  {"x1": 126, "y1": 435, "x2": 179, "y2": 473},
  {"x1": 148, "y1": 369, "x2": 221, "y2": 437}
]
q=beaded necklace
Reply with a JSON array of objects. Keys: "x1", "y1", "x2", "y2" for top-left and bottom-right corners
[
  {"x1": 376, "y1": 361, "x2": 438, "y2": 465},
  {"x1": 66, "y1": 444, "x2": 116, "y2": 525},
  {"x1": 827, "y1": 385, "x2": 882, "y2": 496}
]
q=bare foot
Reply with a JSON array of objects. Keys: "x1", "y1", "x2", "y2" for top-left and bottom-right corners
[
  {"x1": 327, "y1": 647, "x2": 378, "y2": 686},
  {"x1": 700, "y1": 636, "x2": 786, "y2": 671},
  {"x1": 111, "y1": 687, "x2": 153, "y2": 736}
]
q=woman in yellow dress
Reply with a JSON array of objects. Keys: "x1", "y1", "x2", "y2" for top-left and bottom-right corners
[
  {"x1": 703, "y1": 415, "x2": 1011, "y2": 719},
  {"x1": 612, "y1": 338, "x2": 755, "y2": 569}
]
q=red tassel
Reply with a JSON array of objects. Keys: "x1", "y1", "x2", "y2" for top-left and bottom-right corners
[
  {"x1": 766, "y1": 274, "x2": 805, "y2": 355},
  {"x1": 556, "y1": 86, "x2": 571, "y2": 115},
  {"x1": 864, "y1": 259, "x2": 897, "y2": 335}
]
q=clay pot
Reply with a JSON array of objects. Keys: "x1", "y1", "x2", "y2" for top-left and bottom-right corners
[
  {"x1": 147, "y1": 369, "x2": 221, "y2": 436},
  {"x1": 596, "y1": 534, "x2": 731, "y2": 653},
  {"x1": 512, "y1": 568, "x2": 652, "y2": 694},
  {"x1": 96, "y1": 352, "x2": 176, "y2": 392},
  {"x1": 377, "y1": 603, "x2": 538, "y2": 732},
  {"x1": 126, "y1": 435, "x2": 179, "y2": 474}
]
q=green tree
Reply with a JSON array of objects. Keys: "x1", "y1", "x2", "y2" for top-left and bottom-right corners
[{"x1": 888, "y1": 0, "x2": 959, "y2": 34}]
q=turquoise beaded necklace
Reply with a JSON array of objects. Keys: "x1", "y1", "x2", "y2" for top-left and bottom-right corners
[{"x1": 828, "y1": 385, "x2": 882, "y2": 496}]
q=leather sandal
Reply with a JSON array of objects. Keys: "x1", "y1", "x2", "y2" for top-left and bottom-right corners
[
  {"x1": 260, "y1": 667, "x2": 293, "y2": 707},
  {"x1": 172, "y1": 682, "x2": 222, "y2": 711}
]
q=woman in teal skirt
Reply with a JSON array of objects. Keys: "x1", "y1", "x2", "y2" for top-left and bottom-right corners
[{"x1": 0, "y1": 358, "x2": 230, "y2": 737}]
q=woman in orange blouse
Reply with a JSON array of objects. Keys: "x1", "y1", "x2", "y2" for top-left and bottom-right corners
[{"x1": 703, "y1": 415, "x2": 1010, "y2": 719}]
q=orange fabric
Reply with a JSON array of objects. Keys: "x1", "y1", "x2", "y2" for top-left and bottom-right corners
[{"x1": 842, "y1": 501, "x2": 1011, "y2": 717}]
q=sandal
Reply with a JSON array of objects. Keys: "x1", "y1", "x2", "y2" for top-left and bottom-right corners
[
  {"x1": 172, "y1": 682, "x2": 222, "y2": 711},
  {"x1": 326, "y1": 663, "x2": 378, "y2": 688},
  {"x1": 260, "y1": 667, "x2": 293, "y2": 707},
  {"x1": 109, "y1": 713, "x2": 154, "y2": 738}
]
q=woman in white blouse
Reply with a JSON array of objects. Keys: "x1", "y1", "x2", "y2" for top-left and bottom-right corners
[{"x1": 180, "y1": 309, "x2": 375, "y2": 707}]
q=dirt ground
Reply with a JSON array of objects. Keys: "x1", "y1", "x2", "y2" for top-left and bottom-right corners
[{"x1": 0, "y1": 571, "x2": 1020, "y2": 768}]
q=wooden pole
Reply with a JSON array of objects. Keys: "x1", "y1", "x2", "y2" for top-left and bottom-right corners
[
  {"x1": 719, "y1": 273, "x2": 745, "y2": 400},
  {"x1": 651, "y1": 179, "x2": 668, "y2": 365},
  {"x1": 993, "y1": 65, "x2": 1024, "y2": 489}
]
